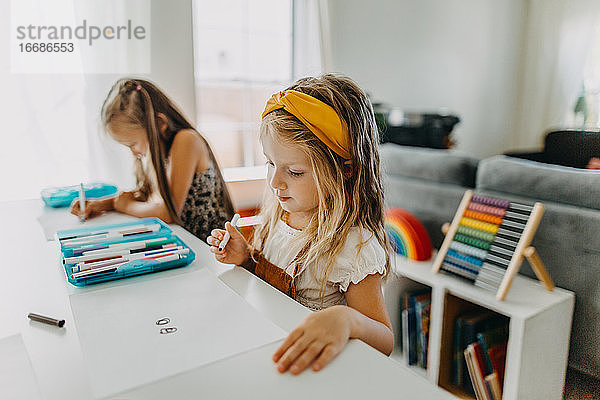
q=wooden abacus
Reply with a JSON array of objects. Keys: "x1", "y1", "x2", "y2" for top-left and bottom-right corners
[{"x1": 431, "y1": 190, "x2": 555, "y2": 300}]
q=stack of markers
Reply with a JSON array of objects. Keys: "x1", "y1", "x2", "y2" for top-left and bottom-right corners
[{"x1": 58, "y1": 218, "x2": 195, "y2": 286}]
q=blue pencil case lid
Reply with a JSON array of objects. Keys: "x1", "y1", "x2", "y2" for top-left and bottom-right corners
[{"x1": 42, "y1": 183, "x2": 118, "y2": 208}]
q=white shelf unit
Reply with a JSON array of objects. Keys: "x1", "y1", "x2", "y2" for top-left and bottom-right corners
[{"x1": 383, "y1": 254, "x2": 574, "y2": 400}]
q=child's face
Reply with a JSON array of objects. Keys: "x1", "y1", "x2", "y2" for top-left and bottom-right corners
[
  {"x1": 262, "y1": 135, "x2": 318, "y2": 219},
  {"x1": 109, "y1": 123, "x2": 149, "y2": 158}
]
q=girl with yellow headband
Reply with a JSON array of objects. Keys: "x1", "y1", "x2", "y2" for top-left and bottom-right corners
[{"x1": 207, "y1": 74, "x2": 393, "y2": 374}]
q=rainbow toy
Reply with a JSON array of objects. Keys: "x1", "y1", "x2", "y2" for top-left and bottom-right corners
[
  {"x1": 385, "y1": 208, "x2": 432, "y2": 261},
  {"x1": 432, "y1": 190, "x2": 555, "y2": 300}
]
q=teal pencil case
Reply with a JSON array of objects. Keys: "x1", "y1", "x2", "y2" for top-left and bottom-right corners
[
  {"x1": 57, "y1": 217, "x2": 195, "y2": 286},
  {"x1": 42, "y1": 183, "x2": 118, "y2": 208}
]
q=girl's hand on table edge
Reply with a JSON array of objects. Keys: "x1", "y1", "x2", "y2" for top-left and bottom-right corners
[{"x1": 272, "y1": 305, "x2": 351, "y2": 375}]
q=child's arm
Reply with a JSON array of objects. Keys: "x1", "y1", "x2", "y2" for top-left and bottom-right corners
[
  {"x1": 113, "y1": 130, "x2": 209, "y2": 223},
  {"x1": 272, "y1": 273, "x2": 393, "y2": 375},
  {"x1": 113, "y1": 191, "x2": 173, "y2": 222},
  {"x1": 344, "y1": 273, "x2": 394, "y2": 353}
]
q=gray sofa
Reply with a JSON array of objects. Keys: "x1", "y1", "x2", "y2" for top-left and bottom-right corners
[{"x1": 381, "y1": 144, "x2": 600, "y2": 379}]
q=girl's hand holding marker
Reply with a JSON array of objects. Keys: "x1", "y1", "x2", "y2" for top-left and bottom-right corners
[
  {"x1": 207, "y1": 214, "x2": 251, "y2": 265},
  {"x1": 71, "y1": 196, "x2": 114, "y2": 220}
]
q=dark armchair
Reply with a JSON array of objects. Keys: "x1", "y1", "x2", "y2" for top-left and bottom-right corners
[{"x1": 505, "y1": 130, "x2": 600, "y2": 169}]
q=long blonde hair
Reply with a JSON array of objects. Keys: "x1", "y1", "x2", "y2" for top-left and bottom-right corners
[
  {"x1": 254, "y1": 74, "x2": 390, "y2": 295},
  {"x1": 101, "y1": 78, "x2": 234, "y2": 223}
]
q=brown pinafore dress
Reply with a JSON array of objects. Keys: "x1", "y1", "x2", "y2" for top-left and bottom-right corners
[{"x1": 247, "y1": 244, "x2": 309, "y2": 299}]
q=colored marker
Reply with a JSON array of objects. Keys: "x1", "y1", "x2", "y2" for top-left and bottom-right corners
[
  {"x1": 80, "y1": 237, "x2": 177, "y2": 256},
  {"x1": 77, "y1": 245, "x2": 183, "y2": 267},
  {"x1": 71, "y1": 253, "x2": 182, "y2": 279},
  {"x1": 61, "y1": 224, "x2": 161, "y2": 246},
  {"x1": 28, "y1": 313, "x2": 65, "y2": 328},
  {"x1": 70, "y1": 236, "x2": 174, "y2": 257},
  {"x1": 63, "y1": 240, "x2": 178, "y2": 264},
  {"x1": 72, "y1": 247, "x2": 188, "y2": 272},
  {"x1": 71, "y1": 264, "x2": 120, "y2": 279},
  {"x1": 218, "y1": 213, "x2": 240, "y2": 251},
  {"x1": 59, "y1": 223, "x2": 162, "y2": 242},
  {"x1": 79, "y1": 183, "x2": 86, "y2": 222},
  {"x1": 72, "y1": 258, "x2": 124, "y2": 273},
  {"x1": 60, "y1": 231, "x2": 106, "y2": 242}
]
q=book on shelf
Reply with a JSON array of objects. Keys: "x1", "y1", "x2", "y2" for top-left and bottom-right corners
[
  {"x1": 453, "y1": 315, "x2": 464, "y2": 386},
  {"x1": 487, "y1": 342, "x2": 508, "y2": 389},
  {"x1": 401, "y1": 308, "x2": 409, "y2": 364},
  {"x1": 477, "y1": 324, "x2": 509, "y2": 388},
  {"x1": 485, "y1": 372, "x2": 502, "y2": 400},
  {"x1": 421, "y1": 303, "x2": 431, "y2": 367},
  {"x1": 415, "y1": 294, "x2": 431, "y2": 368},
  {"x1": 403, "y1": 292, "x2": 417, "y2": 365},
  {"x1": 465, "y1": 343, "x2": 500, "y2": 400},
  {"x1": 453, "y1": 310, "x2": 509, "y2": 395},
  {"x1": 400, "y1": 289, "x2": 431, "y2": 368},
  {"x1": 473, "y1": 341, "x2": 489, "y2": 377},
  {"x1": 483, "y1": 378, "x2": 494, "y2": 400},
  {"x1": 464, "y1": 344, "x2": 488, "y2": 400}
]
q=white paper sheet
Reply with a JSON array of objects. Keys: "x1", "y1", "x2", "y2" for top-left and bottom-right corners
[
  {"x1": 37, "y1": 207, "x2": 135, "y2": 241},
  {"x1": 70, "y1": 268, "x2": 287, "y2": 399},
  {"x1": 0, "y1": 334, "x2": 43, "y2": 400}
]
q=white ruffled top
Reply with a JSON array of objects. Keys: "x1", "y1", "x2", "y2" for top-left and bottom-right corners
[{"x1": 262, "y1": 219, "x2": 387, "y2": 311}]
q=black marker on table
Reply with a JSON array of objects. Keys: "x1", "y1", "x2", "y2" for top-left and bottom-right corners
[{"x1": 28, "y1": 313, "x2": 65, "y2": 328}]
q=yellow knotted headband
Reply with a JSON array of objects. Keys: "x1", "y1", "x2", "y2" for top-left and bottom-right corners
[{"x1": 261, "y1": 90, "x2": 351, "y2": 161}]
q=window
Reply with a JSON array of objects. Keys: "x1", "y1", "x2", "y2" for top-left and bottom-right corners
[
  {"x1": 573, "y1": 23, "x2": 600, "y2": 128},
  {"x1": 192, "y1": 0, "x2": 293, "y2": 178}
]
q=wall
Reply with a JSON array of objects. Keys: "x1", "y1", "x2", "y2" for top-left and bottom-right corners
[{"x1": 326, "y1": 0, "x2": 527, "y2": 157}]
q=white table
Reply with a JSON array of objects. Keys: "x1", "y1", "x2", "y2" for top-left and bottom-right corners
[{"x1": 0, "y1": 199, "x2": 456, "y2": 399}]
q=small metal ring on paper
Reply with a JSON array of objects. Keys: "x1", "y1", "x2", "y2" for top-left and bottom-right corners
[
  {"x1": 156, "y1": 318, "x2": 170, "y2": 325},
  {"x1": 159, "y1": 327, "x2": 177, "y2": 334}
]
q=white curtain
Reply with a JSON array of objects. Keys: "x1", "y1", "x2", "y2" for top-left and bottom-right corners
[
  {"x1": 1, "y1": 0, "x2": 148, "y2": 202},
  {"x1": 1, "y1": 0, "x2": 89, "y2": 201},
  {"x1": 513, "y1": 0, "x2": 600, "y2": 149},
  {"x1": 74, "y1": 0, "x2": 151, "y2": 192},
  {"x1": 317, "y1": 0, "x2": 333, "y2": 73},
  {"x1": 293, "y1": 0, "x2": 328, "y2": 79},
  {"x1": 1, "y1": 0, "x2": 194, "y2": 202}
]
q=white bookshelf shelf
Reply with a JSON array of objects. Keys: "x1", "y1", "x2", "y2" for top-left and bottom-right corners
[{"x1": 383, "y1": 253, "x2": 574, "y2": 400}]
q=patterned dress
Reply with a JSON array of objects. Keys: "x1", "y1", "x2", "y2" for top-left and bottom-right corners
[{"x1": 179, "y1": 165, "x2": 232, "y2": 241}]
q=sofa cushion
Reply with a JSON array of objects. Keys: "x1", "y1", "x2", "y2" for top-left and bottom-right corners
[
  {"x1": 380, "y1": 144, "x2": 479, "y2": 188},
  {"x1": 477, "y1": 156, "x2": 600, "y2": 210}
]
